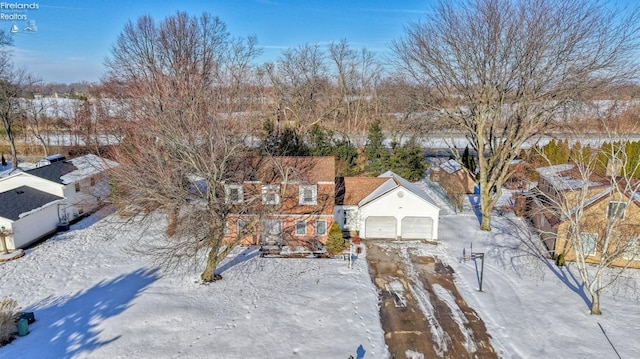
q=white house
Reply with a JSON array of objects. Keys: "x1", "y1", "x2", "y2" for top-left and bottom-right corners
[
  {"x1": 335, "y1": 171, "x2": 440, "y2": 240},
  {"x1": 0, "y1": 185, "x2": 65, "y2": 250},
  {"x1": 26, "y1": 154, "x2": 117, "y2": 222},
  {"x1": 0, "y1": 154, "x2": 116, "y2": 251}
]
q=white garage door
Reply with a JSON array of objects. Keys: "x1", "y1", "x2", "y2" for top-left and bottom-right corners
[
  {"x1": 365, "y1": 216, "x2": 396, "y2": 239},
  {"x1": 401, "y1": 217, "x2": 433, "y2": 240}
]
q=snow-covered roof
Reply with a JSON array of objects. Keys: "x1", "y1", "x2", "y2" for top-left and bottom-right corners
[
  {"x1": 358, "y1": 171, "x2": 439, "y2": 209},
  {"x1": 440, "y1": 159, "x2": 463, "y2": 174},
  {"x1": 60, "y1": 154, "x2": 118, "y2": 185},
  {"x1": 536, "y1": 164, "x2": 604, "y2": 191}
]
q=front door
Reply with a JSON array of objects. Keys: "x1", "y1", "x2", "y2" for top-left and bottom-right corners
[
  {"x1": 344, "y1": 209, "x2": 358, "y2": 231},
  {"x1": 263, "y1": 219, "x2": 282, "y2": 245}
]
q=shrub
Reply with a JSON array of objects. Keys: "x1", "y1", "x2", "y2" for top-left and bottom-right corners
[
  {"x1": 0, "y1": 297, "x2": 19, "y2": 346},
  {"x1": 325, "y1": 222, "x2": 348, "y2": 255},
  {"x1": 555, "y1": 253, "x2": 566, "y2": 267}
]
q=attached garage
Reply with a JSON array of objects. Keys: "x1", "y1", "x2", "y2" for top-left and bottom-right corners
[
  {"x1": 401, "y1": 217, "x2": 434, "y2": 240},
  {"x1": 357, "y1": 172, "x2": 440, "y2": 241},
  {"x1": 365, "y1": 216, "x2": 397, "y2": 239}
]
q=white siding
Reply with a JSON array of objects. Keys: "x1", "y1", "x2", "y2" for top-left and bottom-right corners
[
  {"x1": 360, "y1": 187, "x2": 439, "y2": 240},
  {"x1": 365, "y1": 216, "x2": 397, "y2": 238},
  {"x1": 7, "y1": 203, "x2": 62, "y2": 249},
  {"x1": 401, "y1": 217, "x2": 434, "y2": 240},
  {"x1": 334, "y1": 205, "x2": 359, "y2": 232},
  {"x1": 0, "y1": 173, "x2": 65, "y2": 197}
]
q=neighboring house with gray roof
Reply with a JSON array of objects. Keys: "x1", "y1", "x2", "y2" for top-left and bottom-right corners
[
  {"x1": 26, "y1": 154, "x2": 117, "y2": 221},
  {"x1": 0, "y1": 185, "x2": 65, "y2": 251},
  {"x1": 0, "y1": 154, "x2": 116, "y2": 251}
]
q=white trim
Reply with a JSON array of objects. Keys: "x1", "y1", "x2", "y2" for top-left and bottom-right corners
[
  {"x1": 261, "y1": 184, "x2": 280, "y2": 205},
  {"x1": 315, "y1": 219, "x2": 327, "y2": 235},
  {"x1": 299, "y1": 184, "x2": 318, "y2": 205},
  {"x1": 225, "y1": 184, "x2": 244, "y2": 204},
  {"x1": 295, "y1": 219, "x2": 307, "y2": 236}
]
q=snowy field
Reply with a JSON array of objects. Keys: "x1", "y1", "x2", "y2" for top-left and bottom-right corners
[{"x1": 2, "y1": 192, "x2": 640, "y2": 358}]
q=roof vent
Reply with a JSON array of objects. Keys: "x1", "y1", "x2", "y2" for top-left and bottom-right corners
[{"x1": 16, "y1": 190, "x2": 24, "y2": 194}]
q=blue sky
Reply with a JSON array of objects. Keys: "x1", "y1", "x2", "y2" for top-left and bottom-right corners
[{"x1": 4, "y1": 0, "x2": 431, "y2": 83}]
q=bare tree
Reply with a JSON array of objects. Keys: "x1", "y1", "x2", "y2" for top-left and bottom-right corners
[
  {"x1": 393, "y1": 0, "x2": 640, "y2": 230},
  {"x1": 0, "y1": 30, "x2": 42, "y2": 168},
  {"x1": 21, "y1": 96, "x2": 53, "y2": 156},
  {"x1": 0, "y1": 68, "x2": 38, "y2": 169},
  {"x1": 328, "y1": 40, "x2": 384, "y2": 137},
  {"x1": 263, "y1": 43, "x2": 332, "y2": 131},
  {"x1": 104, "y1": 12, "x2": 266, "y2": 282},
  {"x1": 533, "y1": 127, "x2": 640, "y2": 315}
]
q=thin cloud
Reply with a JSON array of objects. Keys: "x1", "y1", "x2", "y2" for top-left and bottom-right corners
[
  {"x1": 362, "y1": 8, "x2": 427, "y2": 14},
  {"x1": 261, "y1": 45, "x2": 290, "y2": 50}
]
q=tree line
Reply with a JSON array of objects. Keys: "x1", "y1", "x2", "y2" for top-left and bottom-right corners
[{"x1": 529, "y1": 138, "x2": 640, "y2": 179}]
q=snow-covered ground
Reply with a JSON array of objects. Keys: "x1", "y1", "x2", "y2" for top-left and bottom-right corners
[{"x1": 2, "y1": 192, "x2": 640, "y2": 358}]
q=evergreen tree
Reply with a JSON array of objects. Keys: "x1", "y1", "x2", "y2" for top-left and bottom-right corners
[
  {"x1": 309, "y1": 124, "x2": 333, "y2": 156},
  {"x1": 334, "y1": 137, "x2": 358, "y2": 176},
  {"x1": 364, "y1": 119, "x2": 389, "y2": 175},
  {"x1": 557, "y1": 139, "x2": 570, "y2": 164},
  {"x1": 259, "y1": 119, "x2": 309, "y2": 156},
  {"x1": 461, "y1": 145, "x2": 476, "y2": 173},
  {"x1": 278, "y1": 127, "x2": 310, "y2": 156},
  {"x1": 325, "y1": 222, "x2": 348, "y2": 255},
  {"x1": 259, "y1": 119, "x2": 278, "y2": 154},
  {"x1": 543, "y1": 139, "x2": 559, "y2": 164},
  {"x1": 389, "y1": 139, "x2": 427, "y2": 181},
  {"x1": 593, "y1": 142, "x2": 611, "y2": 176},
  {"x1": 623, "y1": 140, "x2": 640, "y2": 178}
]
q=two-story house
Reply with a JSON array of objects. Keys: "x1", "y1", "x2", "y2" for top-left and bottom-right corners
[
  {"x1": 222, "y1": 156, "x2": 335, "y2": 248},
  {"x1": 530, "y1": 163, "x2": 640, "y2": 268}
]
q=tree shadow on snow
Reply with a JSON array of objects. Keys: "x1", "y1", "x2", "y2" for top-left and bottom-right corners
[
  {"x1": 4, "y1": 268, "x2": 160, "y2": 358},
  {"x1": 215, "y1": 246, "x2": 261, "y2": 276},
  {"x1": 487, "y1": 216, "x2": 592, "y2": 310},
  {"x1": 468, "y1": 194, "x2": 483, "y2": 225}
]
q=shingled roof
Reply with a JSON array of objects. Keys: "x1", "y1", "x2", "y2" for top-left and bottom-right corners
[
  {"x1": 0, "y1": 185, "x2": 64, "y2": 221},
  {"x1": 26, "y1": 161, "x2": 78, "y2": 184},
  {"x1": 335, "y1": 177, "x2": 389, "y2": 206},
  {"x1": 25, "y1": 154, "x2": 117, "y2": 185}
]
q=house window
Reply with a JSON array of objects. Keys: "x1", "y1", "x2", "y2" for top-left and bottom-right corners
[
  {"x1": 580, "y1": 232, "x2": 598, "y2": 256},
  {"x1": 237, "y1": 219, "x2": 249, "y2": 235},
  {"x1": 74, "y1": 183, "x2": 80, "y2": 192},
  {"x1": 623, "y1": 237, "x2": 640, "y2": 260},
  {"x1": 225, "y1": 185, "x2": 243, "y2": 204},
  {"x1": 295, "y1": 220, "x2": 306, "y2": 235},
  {"x1": 316, "y1": 220, "x2": 327, "y2": 235},
  {"x1": 262, "y1": 185, "x2": 280, "y2": 205},
  {"x1": 299, "y1": 185, "x2": 317, "y2": 205},
  {"x1": 607, "y1": 201, "x2": 626, "y2": 220}
]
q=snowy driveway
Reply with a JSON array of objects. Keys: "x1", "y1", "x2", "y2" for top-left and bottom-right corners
[{"x1": 365, "y1": 240, "x2": 496, "y2": 359}]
